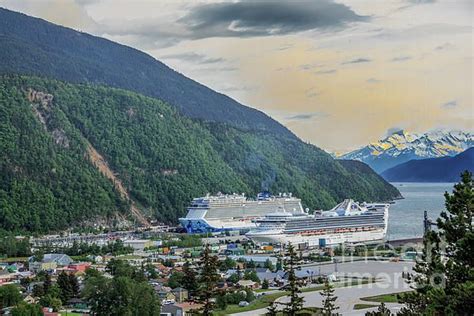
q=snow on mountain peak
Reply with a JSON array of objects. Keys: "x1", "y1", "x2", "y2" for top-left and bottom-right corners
[{"x1": 339, "y1": 129, "x2": 474, "y2": 173}]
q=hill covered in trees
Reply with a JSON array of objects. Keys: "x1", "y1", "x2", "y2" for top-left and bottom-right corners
[
  {"x1": 0, "y1": 7, "x2": 292, "y2": 138},
  {"x1": 0, "y1": 76, "x2": 400, "y2": 233}
]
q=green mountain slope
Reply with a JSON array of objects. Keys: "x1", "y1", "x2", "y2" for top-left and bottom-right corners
[
  {"x1": 0, "y1": 7, "x2": 293, "y2": 137},
  {"x1": 0, "y1": 76, "x2": 400, "y2": 233}
]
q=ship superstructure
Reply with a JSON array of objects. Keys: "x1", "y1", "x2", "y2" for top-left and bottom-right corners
[
  {"x1": 246, "y1": 199, "x2": 389, "y2": 246},
  {"x1": 179, "y1": 192, "x2": 303, "y2": 233}
]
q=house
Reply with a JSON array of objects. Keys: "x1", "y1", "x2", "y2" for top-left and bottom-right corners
[
  {"x1": 29, "y1": 253, "x2": 73, "y2": 273},
  {"x1": 0, "y1": 269, "x2": 15, "y2": 284},
  {"x1": 43, "y1": 254, "x2": 73, "y2": 266},
  {"x1": 171, "y1": 287, "x2": 188, "y2": 303},
  {"x1": 160, "y1": 304, "x2": 185, "y2": 316},
  {"x1": 230, "y1": 255, "x2": 278, "y2": 267},
  {"x1": 237, "y1": 280, "x2": 258, "y2": 289},
  {"x1": 123, "y1": 239, "x2": 155, "y2": 251},
  {"x1": 158, "y1": 291, "x2": 176, "y2": 303},
  {"x1": 224, "y1": 248, "x2": 245, "y2": 256},
  {"x1": 67, "y1": 262, "x2": 91, "y2": 273},
  {"x1": 86, "y1": 255, "x2": 103, "y2": 263},
  {"x1": 29, "y1": 261, "x2": 56, "y2": 273},
  {"x1": 23, "y1": 295, "x2": 37, "y2": 304}
]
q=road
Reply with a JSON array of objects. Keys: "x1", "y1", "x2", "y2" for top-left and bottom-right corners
[{"x1": 231, "y1": 261, "x2": 414, "y2": 316}]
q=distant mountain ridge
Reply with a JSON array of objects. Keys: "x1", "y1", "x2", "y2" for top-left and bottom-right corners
[
  {"x1": 340, "y1": 130, "x2": 474, "y2": 173},
  {"x1": 382, "y1": 147, "x2": 474, "y2": 182}
]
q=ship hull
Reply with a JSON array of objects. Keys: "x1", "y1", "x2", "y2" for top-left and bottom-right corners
[{"x1": 246, "y1": 228, "x2": 385, "y2": 246}]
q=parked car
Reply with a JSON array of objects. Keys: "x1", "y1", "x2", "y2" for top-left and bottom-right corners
[{"x1": 238, "y1": 301, "x2": 250, "y2": 307}]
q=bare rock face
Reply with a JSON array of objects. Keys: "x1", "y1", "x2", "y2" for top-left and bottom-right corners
[
  {"x1": 27, "y1": 88, "x2": 54, "y2": 109},
  {"x1": 51, "y1": 129, "x2": 70, "y2": 148},
  {"x1": 126, "y1": 107, "x2": 136, "y2": 117},
  {"x1": 160, "y1": 169, "x2": 178, "y2": 176},
  {"x1": 27, "y1": 88, "x2": 69, "y2": 148}
]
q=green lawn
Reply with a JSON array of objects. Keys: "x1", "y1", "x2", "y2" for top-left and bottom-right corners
[
  {"x1": 360, "y1": 291, "x2": 411, "y2": 303},
  {"x1": 0, "y1": 257, "x2": 28, "y2": 263},
  {"x1": 354, "y1": 303, "x2": 378, "y2": 310}
]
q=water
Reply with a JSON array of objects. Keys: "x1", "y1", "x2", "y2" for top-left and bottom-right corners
[{"x1": 387, "y1": 182, "x2": 455, "y2": 240}]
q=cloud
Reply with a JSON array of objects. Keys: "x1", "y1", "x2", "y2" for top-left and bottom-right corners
[
  {"x1": 159, "y1": 52, "x2": 224, "y2": 64},
  {"x1": 384, "y1": 127, "x2": 405, "y2": 138},
  {"x1": 305, "y1": 87, "x2": 319, "y2": 98},
  {"x1": 441, "y1": 100, "x2": 457, "y2": 109},
  {"x1": 397, "y1": 0, "x2": 437, "y2": 11},
  {"x1": 407, "y1": 0, "x2": 436, "y2": 4},
  {"x1": 341, "y1": 57, "x2": 372, "y2": 65},
  {"x1": 435, "y1": 42, "x2": 454, "y2": 50},
  {"x1": 314, "y1": 69, "x2": 337, "y2": 75},
  {"x1": 180, "y1": 0, "x2": 368, "y2": 39},
  {"x1": 286, "y1": 112, "x2": 328, "y2": 121},
  {"x1": 367, "y1": 78, "x2": 381, "y2": 83},
  {"x1": 391, "y1": 56, "x2": 412, "y2": 62}
]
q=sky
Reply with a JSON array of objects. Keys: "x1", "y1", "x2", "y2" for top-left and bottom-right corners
[{"x1": 1, "y1": 0, "x2": 472, "y2": 153}]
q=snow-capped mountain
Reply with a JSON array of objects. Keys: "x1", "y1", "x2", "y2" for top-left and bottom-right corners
[{"x1": 339, "y1": 130, "x2": 474, "y2": 173}]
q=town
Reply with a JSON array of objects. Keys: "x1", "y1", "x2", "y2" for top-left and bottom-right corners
[{"x1": 1, "y1": 225, "x2": 421, "y2": 316}]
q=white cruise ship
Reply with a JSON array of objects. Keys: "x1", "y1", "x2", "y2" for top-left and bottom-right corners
[
  {"x1": 245, "y1": 199, "x2": 389, "y2": 246},
  {"x1": 179, "y1": 192, "x2": 303, "y2": 233}
]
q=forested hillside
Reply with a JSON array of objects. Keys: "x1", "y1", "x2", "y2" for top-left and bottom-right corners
[
  {"x1": 0, "y1": 7, "x2": 293, "y2": 137},
  {"x1": 0, "y1": 76, "x2": 400, "y2": 233}
]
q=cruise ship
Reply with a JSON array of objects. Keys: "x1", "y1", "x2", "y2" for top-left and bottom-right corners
[
  {"x1": 245, "y1": 199, "x2": 389, "y2": 246},
  {"x1": 179, "y1": 192, "x2": 303, "y2": 233}
]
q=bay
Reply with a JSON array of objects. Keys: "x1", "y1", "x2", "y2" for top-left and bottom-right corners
[{"x1": 387, "y1": 182, "x2": 455, "y2": 240}]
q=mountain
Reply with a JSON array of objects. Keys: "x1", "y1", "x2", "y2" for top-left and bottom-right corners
[
  {"x1": 340, "y1": 130, "x2": 474, "y2": 173},
  {"x1": 0, "y1": 76, "x2": 400, "y2": 233},
  {"x1": 0, "y1": 8, "x2": 400, "y2": 233},
  {"x1": 0, "y1": 7, "x2": 292, "y2": 138},
  {"x1": 382, "y1": 147, "x2": 474, "y2": 182}
]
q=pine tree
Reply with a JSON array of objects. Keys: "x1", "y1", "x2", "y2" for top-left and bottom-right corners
[
  {"x1": 365, "y1": 302, "x2": 392, "y2": 316},
  {"x1": 266, "y1": 301, "x2": 278, "y2": 316},
  {"x1": 195, "y1": 244, "x2": 221, "y2": 315},
  {"x1": 43, "y1": 274, "x2": 52, "y2": 294},
  {"x1": 182, "y1": 261, "x2": 199, "y2": 298},
  {"x1": 399, "y1": 171, "x2": 473, "y2": 315},
  {"x1": 321, "y1": 278, "x2": 339, "y2": 316},
  {"x1": 262, "y1": 279, "x2": 269, "y2": 289},
  {"x1": 281, "y1": 243, "x2": 304, "y2": 315}
]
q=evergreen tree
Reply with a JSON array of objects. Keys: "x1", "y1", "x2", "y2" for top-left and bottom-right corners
[
  {"x1": 321, "y1": 278, "x2": 339, "y2": 316},
  {"x1": 243, "y1": 270, "x2": 260, "y2": 283},
  {"x1": 399, "y1": 171, "x2": 473, "y2": 315},
  {"x1": 264, "y1": 258, "x2": 275, "y2": 272},
  {"x1": 281, "y1": 243, "x2": 304, "y2": 315},
  {"x1": 182, "y1": 261, "x2": 199, "y2": 297},
  {"x1": 0, "y1": 285, "x2": 22, "y2": 309},
  {"x1": 266, "y1": 301, "x2": 278, "y2": 316},
  {"x1": 195, "y1": 244, "x2": 221, "y2": 315},
  {"x1": 57, "y1": 271, "x2": 79, "y2": 303},
  {"x1": 365, "y1": 302, "x2": 392, "y2": 316},
  {"x1": 42, "y1": 274, "x2": 52, "y2": 294},
  {"x1": 262, "y1": 279, "x2": 269, "y2": 289},
  {"x1": 11, "y1": 302, "x2": 42, "y2": 316}
]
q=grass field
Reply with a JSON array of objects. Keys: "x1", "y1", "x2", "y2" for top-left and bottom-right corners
[
  {"x1": 360, "y1": 291, "x2": 410, "y2": 303},
  {"x1": 0, "y1": 257, "x2": 28, "y2": 263},
  {"x1": 354, "y1": 303, "x2": 378, "y2": 310}
]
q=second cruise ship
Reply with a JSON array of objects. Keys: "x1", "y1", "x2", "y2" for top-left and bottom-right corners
[{"x1": 245, "y1": 199, "x2": 389, "y2": 246}]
